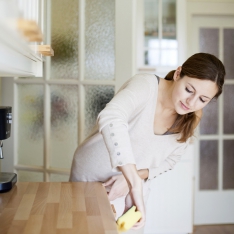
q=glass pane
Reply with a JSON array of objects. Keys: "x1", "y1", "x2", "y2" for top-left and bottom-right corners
[
  {"x1": 223, "y1": 85, "x2": 234, "y2": 134},
  {"x1": 224, "y1": 29, "x2": 234, "y2": 79},
  {"x1": 51, "y1": 0, "x2": 79, "y2": 79},
  {"x1": 161, "y1": 49, "x2": 177, "y2": 66},
  {"x1": 144, "y1": 0, "x2": 159, "y2": 47},
  {"x1": 162, "y1": 0, "x2": 176, "y2": 40},
  {"x1": 199, "y1": 28, "x2": 219, "y2": 58},
  {"x1": 18, "y1": 170, "x2": 43, "y2": 182},
  {"x1": 200, "y1": 140, "x2": 218, "y2": 190},
  {"x1": 161, "y1": 39, "x2": 177, "y2": 49},
  {"x1": 17, "y1": 85, "x2": 44, "y2": 166},
  {"x1": 145, "y1": 49, "x2": 160, "y2": 66},
  {"x1": 223, "y1": 140, "x2": 234, "y2": 189},
  {"x1": 146, "y1": 38, "x2": 160, "y2": 49},
  {"x1": 200, "y1": 100, "x2": 218, "y2": 135},
  {"x1": 50, "y1": 85, "x2": 78, "y2": 169},
  {"x1": 50, "y1": 174, "x2": 69, "y2": 182},
  {"x1": 85, "y1": 0, "x2": 115, "y2": 80},
  {"x1": 85, "y1": 85, "x2": 115, "y2": 137}
]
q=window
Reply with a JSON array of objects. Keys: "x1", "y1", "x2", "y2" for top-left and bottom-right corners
[{"x1": 143, "y1": 0, "x2": 177, "y2": 68}]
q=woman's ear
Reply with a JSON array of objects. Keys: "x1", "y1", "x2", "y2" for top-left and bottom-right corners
[{"x1": 173, "y1": 66, "x2": 182, "y2": 81}]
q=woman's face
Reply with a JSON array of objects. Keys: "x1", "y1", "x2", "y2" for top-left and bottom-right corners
[{"x1": 172, "y1": 75, "x2": 218, "y2": 115}]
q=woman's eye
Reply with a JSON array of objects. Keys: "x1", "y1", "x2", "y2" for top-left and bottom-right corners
[
  {"x1": 200, "y1": 98, "x2": 205, "y2": 103},
  {"x1": 185, "y1": 87, "x2": 193, "y2": 93}
]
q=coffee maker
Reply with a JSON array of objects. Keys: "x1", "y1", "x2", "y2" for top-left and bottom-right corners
[{"x1": 0, "y1": 106, "x2": 17, "y2": 192}]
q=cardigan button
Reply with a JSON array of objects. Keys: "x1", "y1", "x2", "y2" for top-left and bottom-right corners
[
  {"x1": 114, "y1": 142, "x2": 118, "y2": 146},
  {"x1": 118, "y1": 161, "x2": 122, "y2": 165},
  {"x1": 111, "y1": 133, "x2": 114, "y2": 136},
  {"x1": 109, "y1": 123, "x2": 113, "y2": 127},
  {"x1": 117, "y1": 152, "x2": 120, "y2": 156}
]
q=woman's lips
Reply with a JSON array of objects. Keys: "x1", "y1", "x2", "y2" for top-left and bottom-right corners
[{"x1": 180, "y1": 101, "x2": 189, "y2": 110}]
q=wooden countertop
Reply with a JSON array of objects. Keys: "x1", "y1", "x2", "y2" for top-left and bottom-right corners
[{"x1": 0, "y1": 182, "x2": 118, "y2": 234}]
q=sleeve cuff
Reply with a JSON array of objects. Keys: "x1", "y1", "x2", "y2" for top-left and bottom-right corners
[
  {"x1": 148, "y1": 167, "x2": 161, "y2": 180},
  {"x1": 101, "y1": 122, "x2": 136, "y2": 170}
]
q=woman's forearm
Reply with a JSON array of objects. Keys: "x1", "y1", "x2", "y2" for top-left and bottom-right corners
[
  {"x1": 117, "y1": 164, "x2": 142, "y2": 189},
  {"x1": 137, "y1": 169, "x2": 149, "y2": 180},
  {"x1": 117, "y1": 165, "x2": 149, "y2": 188}
]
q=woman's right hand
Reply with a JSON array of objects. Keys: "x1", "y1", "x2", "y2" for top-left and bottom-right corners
[
  {"x1": 118, "y1": 164, "x2": 146, "y2": 230},
  {"x1": 124, "y1": 181, "x2": 146, "y2": 229}
]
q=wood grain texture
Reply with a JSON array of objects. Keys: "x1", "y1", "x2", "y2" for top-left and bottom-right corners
[
  {"x1": 14, "y1": 194, "x2": 36, "y2": 220},
  {"x1": 0, "y1": 186, "x2": 16, "y2": 214},
  {"x1": 0, "y1": 182, "x2": 118, "y2": 234},
  {"x1": 194, "y1": 225, "x2": 234, "y2": 234}
]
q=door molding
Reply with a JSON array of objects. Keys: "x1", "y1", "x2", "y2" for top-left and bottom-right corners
[{"x1": 187, "y1": 2, "x2": 234, "y2": 224}]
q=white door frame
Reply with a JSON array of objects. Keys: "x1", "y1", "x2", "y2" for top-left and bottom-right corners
[{"x1": 187, "y1": 1, "x2": 234, "y2": 225}]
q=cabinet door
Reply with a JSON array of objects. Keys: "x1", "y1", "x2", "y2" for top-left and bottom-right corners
[{"x1": 144, "y1": 145, "x2": 193, "y2": 234}]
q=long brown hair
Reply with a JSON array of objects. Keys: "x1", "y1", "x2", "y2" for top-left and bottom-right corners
[{"x1": 165, "y1": 53, "x2": 225, "y2": 142}]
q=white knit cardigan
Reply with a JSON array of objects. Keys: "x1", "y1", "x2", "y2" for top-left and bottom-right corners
[{"x1": 70, "y1": 73, "x2": 189, "y2": 182}]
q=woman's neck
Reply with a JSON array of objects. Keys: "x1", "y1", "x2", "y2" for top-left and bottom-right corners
[{"x1": 157, "y1": 78, "x2": 177, "y2": 116}]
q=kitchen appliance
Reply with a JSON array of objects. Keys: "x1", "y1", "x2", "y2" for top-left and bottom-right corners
[{"x1": 0, "y1": 106, "x2": 17, "y2": 192}]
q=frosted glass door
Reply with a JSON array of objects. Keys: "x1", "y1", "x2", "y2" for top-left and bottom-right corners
[
  {"x1": 1, "y1": 0, "x2": 137, "y2": 183},
  {"x1": 192, "y1": 15, "x2": 234, "y2": 225},
  {"x1": 1, "y1": 0, "x2": 116, "y2": 182}
]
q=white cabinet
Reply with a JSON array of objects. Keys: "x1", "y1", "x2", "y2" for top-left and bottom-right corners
[
  {"x1": 144, "y1": 145, "x2": 193, "y2": 234},
  {"x1": 0, "y1": 0, "x2": 45, "y2": 77}
]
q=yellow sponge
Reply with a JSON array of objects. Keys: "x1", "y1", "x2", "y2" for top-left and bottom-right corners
[{"x1": 117, "y1": 206, "x2": 142, "y2": 232}]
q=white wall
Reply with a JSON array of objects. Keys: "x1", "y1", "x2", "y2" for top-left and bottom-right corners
[{"x1": 0, "y1": 77, "x2": 1, "y2": 171}]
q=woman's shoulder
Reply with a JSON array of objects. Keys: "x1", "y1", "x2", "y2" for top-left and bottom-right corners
[
  {"x1": 131, "y1": 73, "x2": 158, "y2": 83},
  {"x1": 125, "y1": 73, "x2": 158, "y2": 91}
]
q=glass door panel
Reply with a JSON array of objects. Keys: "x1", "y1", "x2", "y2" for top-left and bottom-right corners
[
  {"x1": 223, "y1": 29, "x2": 234, "y2": 79},
  {"x1": 223, "y1": 140, "x2": 234, "y2": 189},
  {"x1": 223, "y1": 85, "x2": 234, "y2": 134},
  {"x1": 50, "y1": 85, "x2": 79, "y2": 169},
  {"x1": 51, "y1": 0, "x2": 79, "y2": 80},
  {"x1": 84, "y1": 85, "x2": 114, "y2": 137},
  {"x1": 199, "y1": 28, "x2": 219, "y2": 57},
  {"x1": 17, "y1": 84, "x2": 44, "y2": 167},
  {"x1": 200, "y1": 100, "x2": 218, "y2": 135},
  {"x1": 199, "y1": 140, "x2": 218, "y2": 190},
  {"x1": 85, "y1": 0, "x2": 115, "y2": 80}
]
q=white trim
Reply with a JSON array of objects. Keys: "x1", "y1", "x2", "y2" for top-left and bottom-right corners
[
  {"x1": 199, "y1": 135, "x2": 234, "y2": 140},
  {"x1": 158, "y1": 0, "x2": 163, "y2": 64},
  {"x1": 187, "y1": 1, "x2": 234, "y2": 15},
  {"x1": 14, "y1": 78, "x2": 116, "y2": 86},
  {"x1": 136, "y1": 0, "x2": 144, "y2": 69},
  {"x1": 15, "y1": 164, "x2": 70, "y2": 175},
  {"x1": 115, "y1": 0, "x2": 137, "y2": 90},
  {"x1": 13, "y1": 79, "x2": 18, "y2": 172},
  {"x1": 78, "y1": 0, "x2": 85, "y2": 142},
  {"x1": 177, "y1": 0, "x2": 187, "y2": 65}
]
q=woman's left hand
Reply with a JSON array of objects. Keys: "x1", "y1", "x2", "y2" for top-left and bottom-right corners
[{"x1": 102, "y1": 174, "x2": 129, "y2": 201}]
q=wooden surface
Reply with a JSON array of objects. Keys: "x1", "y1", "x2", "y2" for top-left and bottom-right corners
[
  {"x1": 0, "y1": 182, "x2": 118, "y2": 234},
  {"x1": 17, "y1": 19, "x2": 43, "y2": 42},
  {"x1": 30, "y1": 45, "x2": 54, "y2": 56},
  {"x1": 194, "y1": 225, "x2": 234, "y2": 234}
]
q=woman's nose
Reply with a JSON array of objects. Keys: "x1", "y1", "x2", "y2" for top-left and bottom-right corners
[{"x1": 186, "y1": 96, "x2": 196, "y2": 107}]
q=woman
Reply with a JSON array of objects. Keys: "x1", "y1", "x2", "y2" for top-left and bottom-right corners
[{"x1": 69, "y1": 53, "x2": 225, "y2": 232}]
